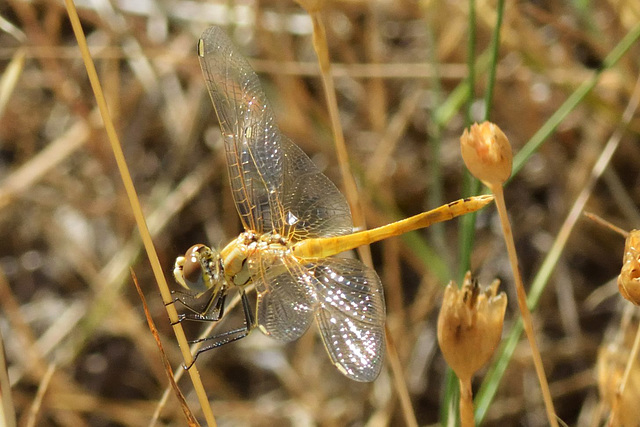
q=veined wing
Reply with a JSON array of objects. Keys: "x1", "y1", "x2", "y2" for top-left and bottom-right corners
[
  {"x1": 198, "y1": 27, "x2": 352, "y2": 240},
  {"x1": 249, "y1": 250, "x2": 385, "y2": 381},
  {"x1": 279, "y1": 135, "x2": 353, "y2": 241},
  {"x1": 310, "y1": 258, "x2": 386, "y2": 382},
  {"x1": 249, "y1": 249, "x2": 316, "y2": 342}
]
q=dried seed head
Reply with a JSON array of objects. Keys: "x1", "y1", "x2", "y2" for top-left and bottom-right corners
[
  {"x1": 618, "y1": 230, "x2": 640, "y2": 305},
  {"x1": 460, "y1": 121, "x2": 513, "y2": 187},
  {"x1": 437, "y1": 271, "x2": 507, "y2": 381},
  {"x1": 597, "y1": 316, "x2": 640, "y2": 426}
]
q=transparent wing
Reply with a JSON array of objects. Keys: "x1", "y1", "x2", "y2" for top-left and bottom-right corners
[
  {"x1": 280, "y1": 135, "x2": 353, "y2": 241},
  {"x1": 248, "y1": 248, "x2": 385, "y2": 380},
  {"x1": 309, "y1": 258, "x2": 386, "y2": 382},
  {"x1": 248, "y1": 249, "x2": 317, "y2": 342},
  {"x1": 198, "y1": 26, "x2": 353, "y2": 239}
]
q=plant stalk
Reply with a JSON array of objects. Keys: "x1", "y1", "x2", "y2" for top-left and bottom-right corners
[{"x1": 491, "y1": 184, "x2": 558, "y2": 427}]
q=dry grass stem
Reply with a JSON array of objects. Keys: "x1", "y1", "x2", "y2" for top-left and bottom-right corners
[
  {"x1": 298, "y1": 3, "x2": 419, "y2": 424},
  {"x1": 583, "y1": 212, "x2": 630, "y2": 239},
  {"x1": 607, "y1": 314, "x2": 640, "y2": 426},
  {"x1": 0, "y1": 48, "x2": 24, "y2": 118},
  {"x1": 306, "y1": 9, "x2": 372, "y2": 265},
  {"x1": 63, "y1": 0, "x2": 215, "y2": 425},
  {"x1": 459, "y1": 377, "x2": 474, "y2": 427},
  {"x1": 597, "y1": 307, "x2": 640, "y2": 427},
  {"x1": 25, "y1": 362, "x2": 54, "y2": 427},
  {"x1": 385, "y1": 328, "x2": 419, "y2": 427},
  {"x1": 0, "y1": 329, "x2": 16, "y2": 427},
  {"x1": 131, "y1": 269, "x2": 199, "y2": 426},
  {"x1": 492, "y1": 184, "x2": 559, "y2": 427}
]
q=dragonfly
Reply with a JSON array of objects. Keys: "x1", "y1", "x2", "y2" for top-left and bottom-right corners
[{"x1": 173, "y1": 26, "x2": 494, "y2": 382}]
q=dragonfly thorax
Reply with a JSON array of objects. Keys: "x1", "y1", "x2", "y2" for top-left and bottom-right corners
[{"x1": 220, "y1": 231, "x2": 291, "y2": 287}]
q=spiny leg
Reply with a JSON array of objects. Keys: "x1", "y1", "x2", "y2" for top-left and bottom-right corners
[
  {"x1": 185, "y1": 289, "x2": 255, "y2": 370},
  {"x1": 168, "y1": 286, "x2": 227, "y2": 323}
]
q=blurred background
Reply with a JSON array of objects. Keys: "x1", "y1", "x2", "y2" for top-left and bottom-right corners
[{"x1": 1, "y1": 0, "x2": 640, "y2": 425}]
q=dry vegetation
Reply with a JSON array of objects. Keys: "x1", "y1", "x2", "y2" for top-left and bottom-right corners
[{"x1": 1, "y1": 0, "x2": 640, "y2": 426}]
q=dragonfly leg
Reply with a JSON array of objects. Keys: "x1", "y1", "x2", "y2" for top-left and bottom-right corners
[
  {"x1": 241, "y1": 288, "x2": 256, "y2": 329},
  {"x1": 165, "y1": 289, "x2": 197, "y2": 308},
  {"x1": 168, "y1": 287, "x2": 226, "y2": 324},
  {"x1": 185, "y1": 290, "x2": 254, "y2": 369}
]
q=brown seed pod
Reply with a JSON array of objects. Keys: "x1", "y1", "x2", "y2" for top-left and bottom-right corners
[
  {"x1": 437, "y1": 272, "x2": 507, "y2": 381},
  {"x1": 618, "y1": 230, "x2": 640, "y2": 305},
  {"x1": 460, "y1": 121, "x2": 513, "y2": 187}
]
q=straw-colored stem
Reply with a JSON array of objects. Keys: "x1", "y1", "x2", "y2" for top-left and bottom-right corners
[
  {"x1": 607, "y1": 315, "x2": 640, "y2": 426},
  {"x1": 582, "y1": 212, "x2": 630, "y2": 238},
  {"x1": 25, "y1": 363, "x2": 54, "y2": 427},
  {"x1": 63, "y1": 1, "x2": 215, "y2": 425},
  {"x1": 0, "y1": 329, "x2": 16, "y2": 427},
  {"x1": 385, "y1": 326, "x2": 418, "y2": 427},
  {"x1": 459, "y1": 377, "x2": 474, "y2": 427},
  {"x1": 0, "y1": 48, "x2": 25, "y2": 119},
  {"x1": 308, "y1": 12, "x2": 372, "y2": 267},
  {"x1": 306, "y1": 13, "x2": 419, "y2": 425},
  {"x1": 491, "y1": 184, "x2": 558, "y2": 427}
]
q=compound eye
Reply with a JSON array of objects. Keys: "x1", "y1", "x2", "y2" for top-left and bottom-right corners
[{"x1": 182, "y1": 244, "x2": 205, "y2": 286}]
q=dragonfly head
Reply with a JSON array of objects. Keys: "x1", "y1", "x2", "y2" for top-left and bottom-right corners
[{"x1": 173, "y1": 244, "x2": 223, "y2": 295}]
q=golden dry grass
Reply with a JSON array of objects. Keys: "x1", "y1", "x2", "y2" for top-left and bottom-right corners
[{"x1": 1, "y1": 1, "x2": 640, "y2": 426}]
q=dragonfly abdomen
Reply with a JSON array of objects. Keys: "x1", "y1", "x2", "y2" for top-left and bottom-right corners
[{"x1": 291, "y1": 195, "x2": 494, "y2": 259}]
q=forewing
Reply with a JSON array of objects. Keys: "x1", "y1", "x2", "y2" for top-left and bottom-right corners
[
  {"x1": 198, "y1": 27, "x2": 353, "y2": 238},
  {"x1": 310, "y1": 258, "x2": 386, "y2": 382},
  {"x1": 198, "y1": 26, "x2": 283, "y2": 233},
  {"x1": 248, "y1": 250, "x2": 316, "y2": 342}
]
